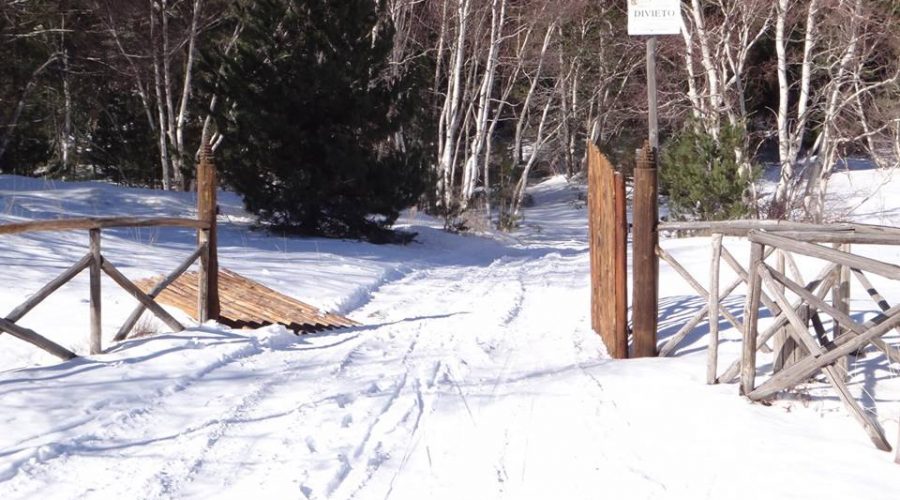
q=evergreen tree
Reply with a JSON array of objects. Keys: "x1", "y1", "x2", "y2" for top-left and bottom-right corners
[
  {"x1": 660, "y1": 123, "x2": 758, "y2": 221},
  {"x1": 207, "y1": 0, "x2": 429, "y2": 242}
]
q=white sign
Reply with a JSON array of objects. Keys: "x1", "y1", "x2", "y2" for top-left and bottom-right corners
[{"x1": 628, "y1": 0, "x2": 683, "y2": 36}]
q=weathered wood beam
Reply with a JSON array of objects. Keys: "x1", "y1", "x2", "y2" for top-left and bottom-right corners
[
  {"x1": 89, "y1": 229, "x2": 102, "y2": 355},
  {"x1": 4, "y1": 252, "x2": 92, "y2": 323},
  {"x1": 719, "y1": 264, "x2": 839, "y2": 384},
  {"x1": 749, "y1": 308, "x2": 900, "y2": 402},
  {"x1": 749, "y1": 231, "x2": 900, "y2": 280},
  {"x1": 0, "y1": 318, "x2": 77, "y2": 360},
  {"x1": 708, "y1": 234, "x2": 723, "y2": 384},
  {"x1": 659, "y1": 220, "x2": 900, "y2": 236},
  {"x1": 100, "y1": 258, "x2": 184, "y2": 333},
  {"x1": 656, "y1": 254, "x2": 743, "y2": 357},
  {"x1": 0, "y1": 217, "x2": 209, "y2": 236},
  {"x1": 741, "y1": 242, "x2": 764, "y2": 395},
  {"x1": 113, "y1": 243, "x2": 206, "y2": 342},
  {"x1": 777, "y1": 267, "x2": 900, "y2": 365}
]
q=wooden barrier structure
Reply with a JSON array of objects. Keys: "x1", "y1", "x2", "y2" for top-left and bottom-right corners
[
  {"x1": 654, "y1": 220, "x2": 900, "y2": 453},
  {"x1": 0, "y1": 216, "x2": 210, "y2": 359},
  {"x1": 587, "y1": 143, "x2": 628, "y2": 359},
  {"x1": 0, "y1": 149, "x2": 222, "y2": 359}
]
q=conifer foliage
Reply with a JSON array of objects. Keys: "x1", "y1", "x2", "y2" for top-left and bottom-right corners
[{"x1": 209, "y1": 0, "x2": 428, "y2": 241}]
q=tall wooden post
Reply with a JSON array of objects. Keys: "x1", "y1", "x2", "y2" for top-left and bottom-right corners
[
  {"x1": 632, "y1": 143, "x2": 658, "y2": 357},
  {"x1": 197, "y1": 144, "x2": 220, "y2": 322},
  {"x1": 89, "y1": 228, "x2": 102, "y2": 354},
  {"x1": 614, "y1": 173, "x2": 629, "y2": 358}
]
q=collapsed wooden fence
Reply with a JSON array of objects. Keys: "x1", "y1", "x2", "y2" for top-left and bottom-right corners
[{"x1": 656, "y1": 220, "x2": 900, "y2": 456}]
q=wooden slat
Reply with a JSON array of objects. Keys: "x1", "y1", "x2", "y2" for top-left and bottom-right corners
[
  {"x1": 0, "y1": 217, "x2": 208, "y2": 236},
  {"x1": 659, "y1": 220, "x2": 900, "y2": 236},
  {"x1": 114, "y1": 244, "x2": 206, "y2": 341},
  {"x1": 5, "y1": 252, "x2": 92, "y2": 323},
  {"x1": 101, "y1": 258, "x2": 184, "y2": 333},
  {"x1": 657, "y1": 272, "x2": 743, "y2": 357},
  {"x1": 0, "y1": 318, "x2": 77, "y2": 360},
  {"x1": 134, "y1": 269, "x2": 356, "y2": 333},
  {"x1": 749, "y1": 231, "x2": 900, "y2": 280}
]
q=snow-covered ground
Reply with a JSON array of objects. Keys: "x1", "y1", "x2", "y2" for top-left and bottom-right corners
[{"x1": 0, "y1": 170, "x2": 899, "y2": 499}]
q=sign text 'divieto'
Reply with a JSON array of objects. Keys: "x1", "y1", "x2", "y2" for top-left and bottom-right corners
[{"x1": 627, "y1": 0, "x2": 682, "y2": 36}]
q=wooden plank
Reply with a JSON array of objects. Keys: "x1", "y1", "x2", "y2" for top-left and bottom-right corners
[
  {"x1": 658, "y1": 220, "x2": 900, "y2": 236},
  {"x1": 758, "y1": 265, "x2": 892, "y2": 451},
  {"x1": 708, "y1": 234, "x2": 723, "y2": 384},
  {"x1": 749, "y1": 231, "x2": 900, "y2": 280},
  {"x1": 135, "y1": 269, "x2": 357, "y2": 332},
  {"x1": 658, "y1": 271, "x2": 743, "y2": 357},
  {"x1": 656, "y1": 245, "x2": 745, "y2": 334},
  {"x1": 587, "y1": 143, "x2": 600, "y2": 336},
  {"x1": 89, "y1": 229, "x2": 102, "y2": 355},
  {"x1": 0, "y1": 217, "x2": 208, "y2": 236},
  {"x1": 741, "y1": 242, "x2": 764, "y2": 395},
  {"x1": 757, "y1": 231, "x2": 900, "y2": 245},
  {"x1": 113, "y1": 243, "x2": 206, "y2": 341},
  {"x1": 834, "y1": 243, "x2": 851, "y2": 377},
  {"x1": 5, "y1": 252, "x2": 92, "y2": 323},
  {"x1": 614, "y1": 173, "x2": 628, "y2": 359},
  {"x1": 100, "y1": 259, "x2": 184, "y2": 333},
  {"x1": 632, "y1": 144, "x2": 658, "y2": 357},
  {"x1": 0, "y1": 318, "x2": 77, "y2": 360}
]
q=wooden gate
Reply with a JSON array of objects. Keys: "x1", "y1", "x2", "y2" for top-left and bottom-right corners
[{"x1": 587, "y1": 143, "x2": 628, "y2": 359}]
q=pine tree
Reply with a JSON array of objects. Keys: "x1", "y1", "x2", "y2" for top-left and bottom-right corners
[{"x1": 207, "y1": 0, "x2": 428, "y2": 242}]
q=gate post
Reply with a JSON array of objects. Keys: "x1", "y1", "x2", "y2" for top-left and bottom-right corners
[
  {"x1": 632, "y1": 143, "x2": 658, "y2": 357},
  {"x1": 197, "y1": 144, "x2": 220, "y2": 322}
]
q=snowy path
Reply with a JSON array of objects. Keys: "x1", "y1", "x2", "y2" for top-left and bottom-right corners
[{"x1": 1, "y1": 176, "x2": 899, "y2": 499}]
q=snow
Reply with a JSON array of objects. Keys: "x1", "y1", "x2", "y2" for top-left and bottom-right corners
[{"x1": 0, "y1": 171, "x2": 899, "y2": 499}]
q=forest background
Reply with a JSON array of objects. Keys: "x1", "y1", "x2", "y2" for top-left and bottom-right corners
[{"x1": 1, "y1": 0, "x2": 898, "y2": 237}]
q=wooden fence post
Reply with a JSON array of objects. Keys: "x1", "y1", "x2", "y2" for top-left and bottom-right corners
[
  {"x1": 632, "y1": 143, "x2": 658, "y2": 357},
  {"x1": 834, "y1": 243, "x2": 851, "y2": 378},
  {"x1": 89, "y1": 228, "x2": 102, "y2": 354},
  {"x1": 708, "y1": 233, "x2": 723, "y2": 384},
  {"x1": 741, "y1": 240, "x2": 764, "y2": 395},
  {"x1": 197, "y1": 144, "x2": 220, "y2": 322}
]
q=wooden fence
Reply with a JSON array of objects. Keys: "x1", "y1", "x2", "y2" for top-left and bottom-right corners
[
  {"x1": 587, "y1": 143, "x2": 628, "y2": 359},
  {"x1": 656, "y1": 220, "x2": 900, "y2": 455},
  {"x1": 0, "y1": 149, "x2": 220, "y2": 360}
]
